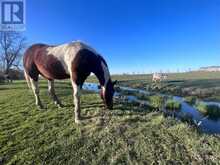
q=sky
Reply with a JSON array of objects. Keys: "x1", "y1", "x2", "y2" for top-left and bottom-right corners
[{"x1": 25, "y1": 0, "x2": 220, "y2": 74}]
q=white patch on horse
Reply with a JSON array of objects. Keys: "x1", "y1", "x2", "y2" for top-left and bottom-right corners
[
  {"x1": 102, "y1": 86, "x2": 106, "y2": 94},
  {"x1": 101, "y1": 61, "x2": 110, "y2": 87},
  {"x1": 71, "y1": 41, "x2": 100, "y2": 55},
  {"x1": 46, "y1": 41, "x2": 100, "y2": 76}
]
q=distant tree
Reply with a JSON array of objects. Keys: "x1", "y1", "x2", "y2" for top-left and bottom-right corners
[{"x1": 0, "y1": 32, "x2": 26, "y2": 74}]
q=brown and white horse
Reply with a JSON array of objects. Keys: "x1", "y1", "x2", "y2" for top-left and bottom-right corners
[{"x1": 23, "y1": 41, "x2": 116, "y2": 123}]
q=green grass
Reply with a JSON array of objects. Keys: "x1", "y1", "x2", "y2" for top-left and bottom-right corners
[
  {"x1": 115, "y1": 87, "x2": 149, "y2": 101},
  {"x1": 0, "y1": 81, "x2": 220, "y2": 164},
  {"x1": 94, "y1": 72, "x2": 220, "y2": 102},
  {"x1": 148, "y1": 95, "x2": 165, "y2": 110},
  {"x1": 165, "y1": 99, "x2": 181, "y2": 111},
  {"x1": 184, "y1": 96, "x2": 197, "y2": 105},
  {"x1": 196, "y1": 102, "x2": 220, "y2": 119}
]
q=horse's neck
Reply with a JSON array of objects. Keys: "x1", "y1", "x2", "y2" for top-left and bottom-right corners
[
  {"x1": 95, "y1": 73, "x2": 106, "y2": 87},
  {"x1": 93, "y1": 61, "x2": 110, "y2": 87}
]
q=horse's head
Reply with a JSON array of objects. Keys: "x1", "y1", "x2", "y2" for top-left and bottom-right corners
[{"x1": 100, "y1": 80, "x2": 117, "y2": 110}]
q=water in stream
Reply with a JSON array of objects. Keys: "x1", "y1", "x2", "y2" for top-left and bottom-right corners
[{"x1": 82, "y1": 83, "x2": 220, "y2": 134}]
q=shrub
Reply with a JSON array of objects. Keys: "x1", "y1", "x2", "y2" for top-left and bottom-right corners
[
  {"x1": 195, "y1": 102, "x2": 207, "y2": 114},
  {"x1": 196, "y1": 102, "x2": 220, "y2": 118},
  {"x1": 149, "y1": 95, "x2": 165, "y2": 109},
  {"x1": 165, "y1": 99, "x2": 181, "y2": 111},
  {"x1": 184, "y1": 96, "x2": 197, "y2": 105}
]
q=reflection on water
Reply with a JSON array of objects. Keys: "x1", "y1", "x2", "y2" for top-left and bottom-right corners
[
  {"x1": 82, "y1": 83, "x2": 100, "y2": 92},
  {"x1": 83, "y1": 83, "x2": 220, "y2": 134},
  {"x1": 173, "y1": 96, "x2": 220, "y2": 134}
]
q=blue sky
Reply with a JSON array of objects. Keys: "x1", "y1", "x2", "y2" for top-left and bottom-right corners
[{"x1": 25, "y1": 0, "x2": 220, "y2": 74}]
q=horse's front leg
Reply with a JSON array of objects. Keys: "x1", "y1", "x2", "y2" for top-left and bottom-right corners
[
  {"x1": 48, "y1": 80, "x2": 63, "y2": 108},
  {"x1": 72, "y1": 82, "x2": 81, "y2": 124}
]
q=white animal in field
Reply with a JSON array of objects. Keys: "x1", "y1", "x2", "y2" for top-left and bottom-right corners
[{"x1": 152, "y1": 73, "x2": 168, "y2": 82}]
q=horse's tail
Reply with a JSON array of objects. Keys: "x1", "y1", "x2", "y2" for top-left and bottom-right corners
[{"x1": 24, "y1": 70, "x2": 31, "y2": 89}]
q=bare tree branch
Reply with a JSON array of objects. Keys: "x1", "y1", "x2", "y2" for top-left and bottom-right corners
[{"x1": 0, "y1": 32, "x2": 26, "y2": 73}]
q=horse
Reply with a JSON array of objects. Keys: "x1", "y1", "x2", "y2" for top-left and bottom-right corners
[{"x1": 23, "y1": 41, "x2": 117, "y2": 123}]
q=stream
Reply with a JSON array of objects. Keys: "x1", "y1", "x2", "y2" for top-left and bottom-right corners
[{"x1": 82, "y1": 83, "x2": 220, "y2": 134}]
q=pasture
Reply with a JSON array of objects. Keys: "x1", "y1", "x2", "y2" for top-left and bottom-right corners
[
  {"x1": 107, "y1": 71, "x2": 220, "y2": 102},
  {"x1": 0, "y1": 77, "x2": 220, "y2": 164}
]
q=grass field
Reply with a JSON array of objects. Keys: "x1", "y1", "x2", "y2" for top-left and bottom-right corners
[
  {"x1": 95, "y1": 71, "x2": 220, "y2": 101},
  {"x1": 0, "y1": 79, "x2": 220, "y2": 164}
]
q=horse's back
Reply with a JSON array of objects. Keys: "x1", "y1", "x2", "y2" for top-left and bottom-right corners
[
  {"x1": 23, "y1": 43, "x2": 48, "y2": 64},
  {"x1": 24, "y1": 41, "x2": 97, "y2": 61},
  {"x1": 23, "y1": 41, "x2": 101, "y2": 81}
]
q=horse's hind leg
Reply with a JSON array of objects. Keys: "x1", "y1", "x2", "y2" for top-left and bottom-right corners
[
  {"x1": 48, "y1": 80, "x2": 63, "y2": 108},
  {"x1": 30, "y1": 78, "x2": 44, "y2": 109},
  {"x1": 71, "y1": 81, "x2": 81, "y2": 124}
]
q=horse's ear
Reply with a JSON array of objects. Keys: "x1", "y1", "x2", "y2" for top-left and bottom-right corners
[{"x1": 112, "y1": 80, "x2": 118, "y2": 86}]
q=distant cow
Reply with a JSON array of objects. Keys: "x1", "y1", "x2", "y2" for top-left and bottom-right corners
[{"x1": 152, "y1": 73, "x2": 168, "y2": 82}]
